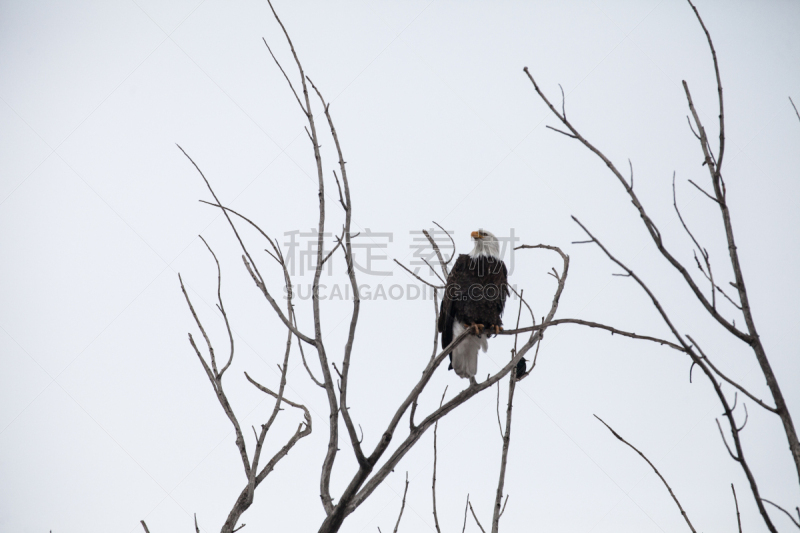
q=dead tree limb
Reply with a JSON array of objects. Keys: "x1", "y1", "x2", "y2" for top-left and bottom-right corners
[
  {"x1": 392, "y1": 472, "x2": 410, "y2": 533},
  {"x1": 732, "y1": 484, "x2": 742, "y2": 533},
  {"x1": 595, "y1": 415, "x2": 697, "y2": 532},
  {"x1": 432, "y1": 387, "x2": 448, "y2": 533},
  {"x1": 523, "y1": 2, "x2": 798, "y2": 528},
  {"x1": 491, "y1": 363, "x2": 518, "y2": 533}
]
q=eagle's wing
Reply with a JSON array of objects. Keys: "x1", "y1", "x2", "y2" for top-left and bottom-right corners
[
  {"x1": 439, "y1": 255, "x2": 469, "y2": 352},
  {"x1": 499, "y1": 260, "x2": 509, "y2": 315}
]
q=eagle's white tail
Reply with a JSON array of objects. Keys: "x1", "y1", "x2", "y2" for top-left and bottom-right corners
[{"x1": 451, "y1": 321, "x2": 489, "y2": 378}]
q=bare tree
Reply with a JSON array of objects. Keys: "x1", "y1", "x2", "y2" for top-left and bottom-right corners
[
  {"x1": 165, "y1": 2, "x2": 569, "y2": 532},
  {"x1": 521, "y1": 0, "x2": 799, "y2": 531},
  {"x1": 145, "y1": 1, "x2": 798, "y2": 532}
]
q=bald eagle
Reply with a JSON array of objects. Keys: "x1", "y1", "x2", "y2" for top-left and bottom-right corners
[{"x1": 438, "y1": 229, "x2": 509, "y2": 379}]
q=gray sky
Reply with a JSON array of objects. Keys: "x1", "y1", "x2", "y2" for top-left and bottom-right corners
[{"x1": 1, "y1": 1, "x2": 799, "y2": 532}]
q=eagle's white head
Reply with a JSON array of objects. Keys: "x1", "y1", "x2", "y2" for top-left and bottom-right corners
[{"x1": 469, "y1": 229, "x2": 501, "y2": 259}]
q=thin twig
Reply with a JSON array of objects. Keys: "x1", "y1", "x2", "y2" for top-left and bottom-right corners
[
  {"x1": 432, "y1": 387, "x2": 447, "y2": 533},
  {"x1": 791, "y1": 96, "x2": 800, "y2": 123},
  {"x1": 762, "y1": 498, "x2": 800, "y2": 529},
  {"x1": 500, "y1": 319, "x2": 683, "y2": 351},
  {"x1": 393, "y1": 258, "x2": 444, "y2": 290},
  {"x1": 199, "y1": 236, "x2": 236, "y2": 377},
  {"x1": 732, "y1": 484, "x2": 742, "y2": 533},
  {"x1": 687, "y1": 0, "x2": 726, "y2": 172},
  {"x1": 687, "y1": 335, "x2": 777, "y2": 413},
  {"x1": 628, "y1": 158, "x2": 634, "y2": 189},
  {"x1": 673, "y1": 173, "x2": 716, "y2": 308},
  {"x1": 495, "y1": 382, "x2": 504, "y2": 439},
  {"x1": 469, "y1": 500, "x2": 487, "y2": 533},
  {"x1": 499, "y1": 495, "x2": 509, "y2": 519},
  {"x1": 595, "y1": 415, "x2": 697, "y2": 532},
  {"x1": 179, "y1": 275, "x2": 252, "y2": 481},
  {"x1": 522, "y1": 69, "x2": 749, "y2": 343},
  {"x1": 423, "y1": 257, "x2": 447, "y2": 285},
  {"x1": 492, "y1": 362, "x2": 518, "y2": 532},
  {"x1": 462, "y1": 495, "x2": 470, "y2": 533},
  {"x1": 392, "y1": 472, "x2": 410, "y2": 533},
  {"x1": 185, "y1": 161, "x2": 314, "y2": 345},
  {"x1": 262, "y1": 37, "x2": 307, "y2": 114},
  {"x1": 423, "y1": 229, "x2": 450, "y2": 280},
  {"x1": 716, "y1": 418, "x2": 739, "y2": 461},
  {"x1": 688, "y1": 179, "x2": 719, "y2": 204},
  {"x1": 432, "y1": 221, "x2": 456, "y2": 267},
  {"x1": 546, "y1": 124, "x2": 577, "y2": 138}
]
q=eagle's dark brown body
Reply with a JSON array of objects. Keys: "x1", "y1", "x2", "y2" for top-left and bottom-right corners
[{"x1": 438, "y1": 254, "x2": 509, "y2": 360}]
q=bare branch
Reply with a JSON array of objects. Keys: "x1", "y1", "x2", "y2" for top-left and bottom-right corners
[
  {"x1": 333, "y1": 170, "x2": 346, "y2": 210},
  {"x1": 306, "y1": 73, "x2": 368, "y2": 497},
  {"x1": 189, "y1": 191, "x2": 314, "y2": 345},
  {"x1": 432, "y1": 221, "x2": 456, "y2": 267},
  {"x1": 673, "y1": 173, "x2": 716, "y2": 308},
  {"x1": 422, "y1": 257, "x2": 447, "y2": 285},
  {"x1": 495, "y1": 382, "x2": 503, "y2": 439},
  {"x1": 687, "y1": 335, "x2": 777, "y2": 413},
  {"x1": 423, "y1": 229, "x2": 450, "y2": 280},
  {"x1": 294, "y1": 310, "x2": 325, "y2": 388},
  {"x1": 595, "y1": 415, "x2": 697, "y2": 533},
  {"x1": 688, "y1": 179, "x2": 719, "y2": 204},
  {"x1": 461, "y1": 495, "x2": 470, "y2": 533},
  {"x1": 469, "y1": 500, "x2": 487, "y2": 533},
  {"x1": 522, "y1": 69, "x2": 749, "y2": 342},
  {"x1": 525, "y1": 3, "x2": 800, "y2": 525},
  {"x1": 432, "y1": 387, "x2": 447, "y2": 533},
  {"x1": 716, "y1": 418, "x2": 739, "y2": 461},
  {"x1": 737, "y1": 404, "x2": 749, "y2": 432},
  {"x1": 344, "y1": 246, "x2": 569, "y2": 520},
  {"x1": 198, "y1": 236, "x2": 235, "y2": 377},
  {"x1": 762, "y1": 498, "x2": 800, "y2": 529},
  {"x1": 628, "y1": 158, "x2": 634, "y2": 189},
  {"x1": 687, "y1": 0, "x2": 726, "y2": 172},
  {"x1": 546, "y1": 124, "x2": 577, "y2": 138},
  {"x1": 140, "y1": 520, "x2": 150, "y2": 533},
  {"x1": 392, "y1": 473, "x2": 409, "y2": 533},
  {"x1": 393, "y1": 258, "x2": 444, "y2": 290},
  {"x1": 500, "y1": 496, "x2": 510, "y2": 519},
  {"x1": 492, "y1": 364, "x2": 518, "y2": 532},
  {"x1": 686, "y1": 115, "x2": 701, "y2": 139},
  {"x1": 247, "y1": 325, "x2": 293, "y2": 503},
  {"x1": 321, "y1": 227, "x2": 346, "y2": 268},
  {"x1": 500, "y1": 318, "x2": 683, "y2": 352},
  {"x1": 732, "y1": 484, "x2": 742, "y2": 533},
  {"x1": 179, "y1": 275, "x2": 252, "y2": 482},
  {"x1": 791, "y1": 96, "x2": 800, "y2": 123},
  {"x1": 245, "y1": 373, "x2": 308, "y2": 413},
  {"x1": 261, "y1": 37, "x2": 307, "y2": 115},
  {"x1": 507, "y1": 285, "x2": 535, "y2": 348}
]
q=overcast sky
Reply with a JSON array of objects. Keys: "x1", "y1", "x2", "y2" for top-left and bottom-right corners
[{"x1": 1, "y1": 1, "x2": 799, "y2": 532}]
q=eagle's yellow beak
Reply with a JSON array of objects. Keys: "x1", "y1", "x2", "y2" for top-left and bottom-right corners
[{"x1": 471, "y1": 231, "x2": 482, "y2": 239}]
